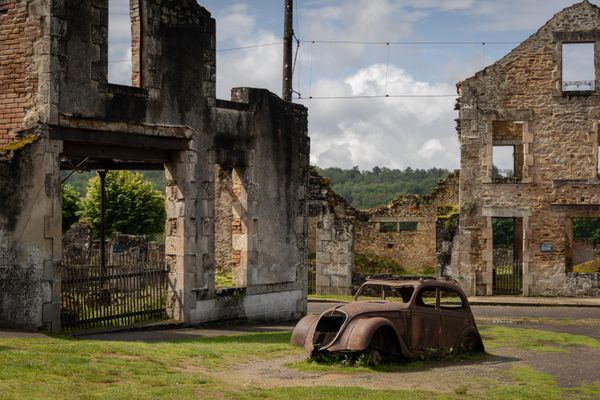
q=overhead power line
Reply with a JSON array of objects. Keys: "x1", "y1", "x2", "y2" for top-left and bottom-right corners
[
  {"x1": 301, "y1": 40, "x2": 521, "y2": 45},
  {"x1": 217, "y1": 42, "x2": 283, "y2": 52},
  {"x1": 296, "y1": 94, "x2": 456, "y2": 100}
]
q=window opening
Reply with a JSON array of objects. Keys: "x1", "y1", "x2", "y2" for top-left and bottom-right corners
[
  {"x1": 439, "y1": 289, "x2": 464, "y2": 310},
  {"x1": 416, "y1": 288, "x2": 437, "y2": 307},
  {"x1": 399, "y1": 221, "x2": 418, "y2": 231},
  {"x1": 569, "y1": 217, "x2": 600, "y2": 273},
  {"x1": 108, "y1": 0, "x2": 133, "y2": 85},
  {"x1": 379, "y1": 222, "x2": 398, "y2": 233},
  {"x1": 492, "y1": 146, "x2": 522, "y2": 183},
  {"x1": 214, "y1": 166, "x2": 248, "y2": 288},
  {"x1": 562, "y1": 43, "x2": 595, "y2": 92}
]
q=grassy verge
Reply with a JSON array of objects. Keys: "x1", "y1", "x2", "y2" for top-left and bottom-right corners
[
  {"x1": 0, "y1": 326, "x2": 599, "y2": 399},
  {"x1": 0, "y1": 332, "x2": 300, "y2": 400}
]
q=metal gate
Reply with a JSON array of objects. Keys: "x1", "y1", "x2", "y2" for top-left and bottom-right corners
[
  {"x1": 61, "y1": 256, "x2": 169, "y2": 330},
  {"x1": 493, "y1": 261, "x2": 523, "y2": 295},
  {"x1": 307, "y1": 264, "x2": 316, "y2": 295}
]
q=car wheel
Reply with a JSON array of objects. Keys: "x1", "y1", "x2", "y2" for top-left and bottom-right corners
[
  {"x1": 455, "y1": 332, "x2": 480, "y2": 355},
  {"x1": 367, "y1": 349, "x2": 382, "y2": 366}
]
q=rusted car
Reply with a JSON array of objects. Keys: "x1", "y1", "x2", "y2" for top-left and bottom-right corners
[{"x1": 291, "y1": 278, "x2": 484, "y2": 364}]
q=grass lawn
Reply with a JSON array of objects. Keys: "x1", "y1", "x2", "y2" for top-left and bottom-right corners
[{"x1": 0, "y1": 326, "x2": 599, "y2": 399}]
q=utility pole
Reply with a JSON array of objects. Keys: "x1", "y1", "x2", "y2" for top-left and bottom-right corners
[{"x1": 282, "y1": 0, "x2": 293, "y2": 102}]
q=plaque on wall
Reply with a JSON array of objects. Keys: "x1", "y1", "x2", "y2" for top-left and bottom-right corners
[{"x1": 540, "y1": 243, "x2": 553, "y2": 253}]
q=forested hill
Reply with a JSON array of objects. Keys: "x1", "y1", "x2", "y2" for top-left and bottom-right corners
[
  {"x1": 62, "y1": 166, "x2": 451, "y2": 211},
  {"x1": 315, "y1": 166, "x2": 451, "y2": 210}
]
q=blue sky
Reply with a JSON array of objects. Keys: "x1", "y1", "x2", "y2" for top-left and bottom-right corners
[{"x1": 108, "y1": 0, "x2": 592, "y2": 171}]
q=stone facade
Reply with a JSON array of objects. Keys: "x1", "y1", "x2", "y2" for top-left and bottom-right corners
[
  {"x1": 307, "y1": 168, "x2": 460, "y2": 295},
  {"x1": 0, "y1": 0, "x2": 309, "y2": 330},
  {"x1": 455, "y1": 0, "x2": 600, "y2": 296},
  {"x1": 354, "y1": 172, "x2": 459, "y2": 271},
  {"x1": 307, "y1": 168, "x2": 363, "y2": 295}
]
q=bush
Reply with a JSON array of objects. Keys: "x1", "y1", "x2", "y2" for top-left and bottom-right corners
[
  {"x1": 78, "y1": 171, "x2": 166, "y2": 238},
  {"x1": 61, "y1": 184, "x2": 81, "y2": 232}
]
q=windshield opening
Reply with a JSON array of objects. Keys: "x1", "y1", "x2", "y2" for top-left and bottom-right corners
[{"x1": 355, "y1": 284, "x2": 414, "y2": 303}]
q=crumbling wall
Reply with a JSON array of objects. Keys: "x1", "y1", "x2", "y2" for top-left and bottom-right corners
[
  {"x1": 456, "y1": 1, "x2": 600, "y2": 296},
  {"x1": 189, "y1": 88, "x2": 309, "y2": 322},
  {"x1": 1, "y1": 0, "x2": 310, "y2": 330},
  {"x1": 354, "y1": 172, "x2": 459, "y2": 271},
  {"x1": 307, "y1": 168, "x2": 362, "y2": 295},
  {"x1": 0, "y1": 139, "x2": 61, "y2": 330}
]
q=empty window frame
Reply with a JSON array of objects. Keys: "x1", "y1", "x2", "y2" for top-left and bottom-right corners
[
  {"x1": 492, "y1": 146, "x2": 523, "y2": 183},
  {"x1": 399, "y1": 221, "x2": 418, "y2": 231},
  {"x1": 569, "y1": 217, "x2": 600, "y2": 273},
  {"x1": 379, "y1": 222, "x2": 398, "y2": 233},
  {"x1": 108, "y1": 0, "x2": 133, "y2": 85},
  {"x1": 562, "y1": 43, "x2": 595, "y2": 92}
]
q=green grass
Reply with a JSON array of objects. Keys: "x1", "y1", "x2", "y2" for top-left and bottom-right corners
[
  {"x1": 489, "y1": 365, "x2": 600, "y2": 400},
  {"x1": 1, "y1": 327, "x2": 600, "y2": 399},
  {"x1": 229, "y1": 387, "x2": 467, "y2": 400},
  {"x1": 480, "y1": 325, "x2": 600, "y2": 352},
  {"x1": 0, "y1": 332, "x2": 301, "y2": 400}
]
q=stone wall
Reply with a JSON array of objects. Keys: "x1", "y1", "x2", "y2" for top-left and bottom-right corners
[
  {"x1": 456, "y1": 0, "x2": 600, "y2": 296},
  {"x1": 354, "y1": 172, "x2": 459, "y2": 271},
  {"x1": 306, "y1": 169, "x2": 460, "y2": 295},
  {"x1": 0, "y1": 139, "x2": 62, "y2": 331},
  {"x1": 307, "y1": 168, "x2": 363, "y2": 295},
  {"x1": 0, "y1": 0, "x2": 309, "y2": 330}
]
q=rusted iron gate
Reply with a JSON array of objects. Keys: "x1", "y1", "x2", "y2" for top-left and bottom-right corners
[
  {"x1": 61, "y1": 255, "x2": 168, "y2": 330},
  {"x1": 493, "y1": 261, "x2": 523, "y2": 295}
]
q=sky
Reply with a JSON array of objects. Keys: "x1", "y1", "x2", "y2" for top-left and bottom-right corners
[{"x1": 107, "y1": 0, "x2": 594, "y2": 171}]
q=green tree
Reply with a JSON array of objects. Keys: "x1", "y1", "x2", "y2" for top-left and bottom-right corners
[
  {"x1": 61, "y1": 184, "x2": 81, "y2": 232},
  {"x1": 78, "y1": 171, "x2": 166, "y2": 238}
]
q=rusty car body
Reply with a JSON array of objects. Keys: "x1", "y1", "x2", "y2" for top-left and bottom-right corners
[{"x1": 291, "y1": 278, "x2": 484, "y2": 362}]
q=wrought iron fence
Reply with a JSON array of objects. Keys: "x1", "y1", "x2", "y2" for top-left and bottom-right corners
[
  {"x1": 493, "y1": 261, "x2": 523, "y2": 295},
  {"x1": 307, "y1": 264, "x2": 316, "y2": 295},
  {"x1": 562, "y1": 80, "x2": 595, "y2": 91},
  {"x1": 61, "y1": 255, "x2": 169, "y2": 331}
]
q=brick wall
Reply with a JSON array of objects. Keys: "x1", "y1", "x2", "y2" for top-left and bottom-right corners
[{"x1": 0, "y1": 1, "x2": 38, "y2": 146}]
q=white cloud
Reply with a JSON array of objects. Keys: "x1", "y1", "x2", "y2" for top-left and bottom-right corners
[
  {"x1": 304, "y1": 65, "x2": 459, "y2": 170},
  {"x1": 108, "y1": 0, "x2": 132, "y2": 85}
]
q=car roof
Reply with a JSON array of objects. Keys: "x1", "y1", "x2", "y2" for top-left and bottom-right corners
[{"x1": 361, "y1": 278, "x2": 463, "y2": 290}]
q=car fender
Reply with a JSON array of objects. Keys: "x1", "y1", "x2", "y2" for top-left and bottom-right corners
[
  {"x1": 452, "y1": 326, "x2": 485, "y2": 354},
  {"x1": 330, "y1": 316, "x2": 412, "y2": 358},
  {"x1": 290, "y1": 314, "x2": 320, "y2": 351}
]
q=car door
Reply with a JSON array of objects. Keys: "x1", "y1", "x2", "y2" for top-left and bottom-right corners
[
  {"x1": 410, "y1": 287, "x2": 440, "y2": 351},
  {"x1": 439, "y1": 288, "x2": 469, "y2": 349}
]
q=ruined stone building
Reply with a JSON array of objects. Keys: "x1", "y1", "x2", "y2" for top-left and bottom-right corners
[
  {"x1": 308, "y1": 168, "x2": 459, "y2": 295},
  {"x1": 454, "y1": 0, "x2": 600, "y2": 296},
  {"x1": 0, "y1": 0, "x2": 309, "y2": 331}
]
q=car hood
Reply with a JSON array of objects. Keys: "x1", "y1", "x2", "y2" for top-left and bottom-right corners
[{"x1": 325, "y1": 301, "x2": 408, "y2": 318}]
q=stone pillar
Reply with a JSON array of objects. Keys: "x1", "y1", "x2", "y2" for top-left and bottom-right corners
[
  {"x1": 165, "y1": 149, "x2": 200, "y2": 323},
  {"x1": 0, "y1": 138, "x2": 62, "y2": 331}
]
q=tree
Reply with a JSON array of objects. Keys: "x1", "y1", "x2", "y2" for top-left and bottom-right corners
[
  {"x1": 78, "y1": 171, "x2": 166, "y2": 238},
  {"x1": 61, "y1": 184, "x2": 81, "y2": 232}
]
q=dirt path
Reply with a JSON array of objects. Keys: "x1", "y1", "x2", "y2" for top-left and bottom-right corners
[{"x1": 209, "y1": 345, "x2": 600, "y2": 393}]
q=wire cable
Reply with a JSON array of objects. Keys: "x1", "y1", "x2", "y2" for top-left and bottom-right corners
[
  {"x1": 296, "y1": 94, "x2": 456, "y2": 100},
  {"x1": 217, "y1": 42, "x2": 283, "y2": 52}
]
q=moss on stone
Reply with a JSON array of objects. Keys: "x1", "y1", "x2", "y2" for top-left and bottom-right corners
[{"x1": 0, "y1": 135, "x2": 39, "y2": 159}]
